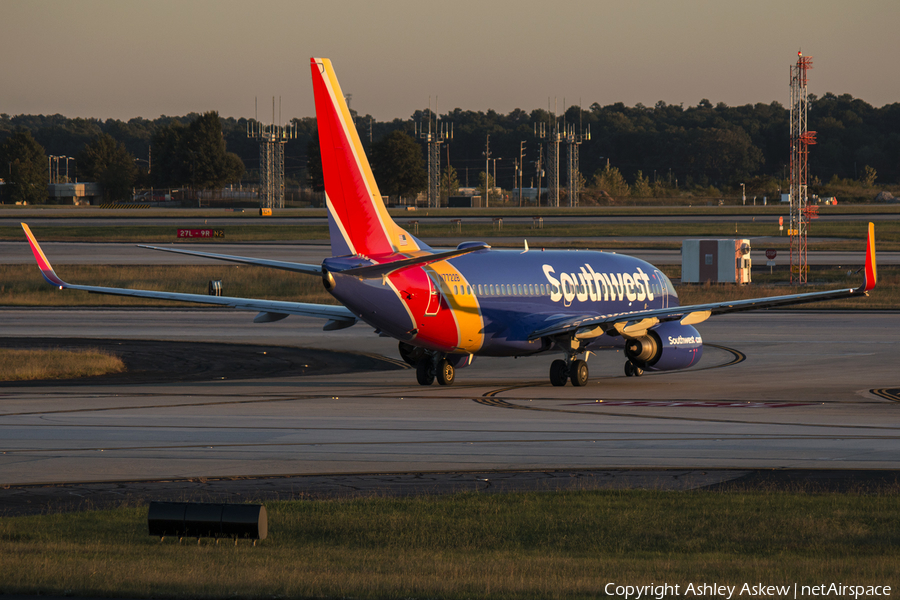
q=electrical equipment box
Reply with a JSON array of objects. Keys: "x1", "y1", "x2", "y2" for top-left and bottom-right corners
[{"x1": 682, "y1": 239, "x2": 752, "y2": 284}]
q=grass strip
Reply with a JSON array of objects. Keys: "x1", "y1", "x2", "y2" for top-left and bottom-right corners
[
  {"x1": 0, "y1": 347, "x2": 125, "y2": 381},
  {"x1": 672, "y1": 266, "x2": 899, "y2": 309},
  {"x1": 0, "y1": 224, "x2": 331, "y2": 242},
  {"x1": 0, "y1": 489, "x2": 897, "y2": 598},
  {"x1": 5, "y1": 203, "x2": 900, "y2": 218},
  {"x1": 2, "y1": 264, "x2": 897, "y2": 309},
  {"x1": 3, "y1": 220, "x2": 899, "y2": 249},
  {"x1": 0, "y1": 264, "x2": 337, "y2": 307}
]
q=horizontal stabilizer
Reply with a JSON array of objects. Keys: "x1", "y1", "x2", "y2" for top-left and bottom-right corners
[
  {"x1": 338, "y1": 244, "x2": 490, "y2": 279},
  {"x1": 138, "y1": 245, "x2": 323, "y2": 276}
]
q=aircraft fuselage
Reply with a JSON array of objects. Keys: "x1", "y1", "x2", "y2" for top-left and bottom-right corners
[{"x1": 325, "y1": 248, "x2": 679, "y2": 357}]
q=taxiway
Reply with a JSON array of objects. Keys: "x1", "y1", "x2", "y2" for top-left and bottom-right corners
[{"x1": 0, "y1": 308, "x2": 897, "y2": 487}]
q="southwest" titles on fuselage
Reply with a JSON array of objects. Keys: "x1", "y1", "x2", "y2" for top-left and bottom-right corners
[{"x1": 542, "y1": 264, "x2": 656, "y2": 307}]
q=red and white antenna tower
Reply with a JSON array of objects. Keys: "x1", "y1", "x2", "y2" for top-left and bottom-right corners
[{"x1": 789, "y1": 51, "x2": 816, "y2": 284}]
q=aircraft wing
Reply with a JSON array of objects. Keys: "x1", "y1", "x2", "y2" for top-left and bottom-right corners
[
  {"x1": 529, "y1": 222, "x2": 877, "y2": 340},
  {"x1": 138, "y1": 244, "x2": 323, "y2": 276},
  {"x1": 22, "y1": 224, "x2": 356, "y2": 327}
]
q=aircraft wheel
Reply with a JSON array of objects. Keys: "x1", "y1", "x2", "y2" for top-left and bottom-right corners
[
  {"x1": 436, "y1": 359, "x2": 455, "y2": 386},
  {"x1": 634, "y1": 365, "x2": 644, "y2": 377},
  {"x1": 416, "y1": 359, "x2": 435, "y2": 386},
  {"x1": 549, "y1": 359, "x2": 568, "y2": 386},
  {"x1": 570, "y1": 359, "x2": 589, "y2": 387},
  {"x1": 624, "y1": 360, "x2": 636, "y2": 377}
]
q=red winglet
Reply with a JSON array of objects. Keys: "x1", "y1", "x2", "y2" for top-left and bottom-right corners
[
  {"x1": 21, "y1": 223, "x2": 68, "y2": 288},
  {"x1": 862, "y1": 222, "x2": 877, "y2": 292}
]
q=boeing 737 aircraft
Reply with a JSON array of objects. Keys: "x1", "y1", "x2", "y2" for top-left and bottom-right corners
[{"x1": 22, "y1": 57, "x2": 878, "y2": 387}]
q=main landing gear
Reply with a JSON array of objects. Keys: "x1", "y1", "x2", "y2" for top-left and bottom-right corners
[
  {"x1": 624, "y1": 360, "x2": 645, "y2": 377},
  {"x1": 548, "y1": 355, "x2": 646, "y2": 386},
  {"x1": 415, "y1": 354, "x2": 455, "y2": 386},
  {"x1": 549, "y1": 357, "x2": 589, "y2": 387},
  {"x1": 399, "y1": 342, "x2": 456, "y2": 387}
]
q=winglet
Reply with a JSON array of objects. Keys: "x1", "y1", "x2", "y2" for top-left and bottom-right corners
[
  {"x1": 860, "y1": 221, "x2": 877, "y2": 292},
  {"x1": 21, "y1": 223, "x2": 68, "y2": 288}
]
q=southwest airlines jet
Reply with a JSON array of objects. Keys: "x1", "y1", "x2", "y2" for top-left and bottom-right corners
[{"x1": 22, "y1": 58, "x2": 877, "y2": 387}]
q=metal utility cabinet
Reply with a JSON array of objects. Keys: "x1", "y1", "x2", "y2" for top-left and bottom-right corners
[{"x1": 681, "y1": 239, "x2": 752, "y2": 284}]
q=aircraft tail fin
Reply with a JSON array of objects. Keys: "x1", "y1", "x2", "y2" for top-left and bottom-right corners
[{"x1": 310, "y1": 58, "x2": 420, "y2": 258}]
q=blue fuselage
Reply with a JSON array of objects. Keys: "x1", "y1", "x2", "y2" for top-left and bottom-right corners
[{"x1": 325, "y1": 248, "x2": 680, "y2": 357}]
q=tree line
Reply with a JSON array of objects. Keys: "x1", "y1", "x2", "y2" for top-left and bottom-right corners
[
  {"x1": 1, "y1": 91, "x2": 897, "y2": 205},
  {"x1": 0, "y1": 112, "x2": 244, "y2": 204}
]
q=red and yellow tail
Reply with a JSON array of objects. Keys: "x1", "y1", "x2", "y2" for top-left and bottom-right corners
[{"x1": 310, "y1": 58, "x2": 420, "y2": 258}]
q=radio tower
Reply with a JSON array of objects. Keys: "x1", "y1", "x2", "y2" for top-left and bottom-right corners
[
  {"x1": 564, "y1": 115, "x2": 590, "y2": 207},
  {"x1": 416, "y1": 99, "x2": 452, "y2": 208},
  {"x1": 537, "y1": 101, "x2": 563, "y2": 207},
  {"x1": 547, "y1": 118, "x2": 561, "y2": 207},
  {"x1": 248, "y1": 97, "x2": 295, "y2": 210},
  {"x1": 788, "y1": 52, "x2": 816, "y2": 284}
]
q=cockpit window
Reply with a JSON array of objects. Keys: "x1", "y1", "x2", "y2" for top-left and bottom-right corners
[{"x1": 660, "y1": 272, "x2": 678, "y2": 299}]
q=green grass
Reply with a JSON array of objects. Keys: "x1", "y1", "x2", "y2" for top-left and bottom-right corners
[
  {"x1": 0, "y1": 224, "x2": 331, "y2": 242},
  {"x1": 0, "y1": 347, "x2": 125, "y2": 381},
  {"x1": 664, "y1": 266, "x2": 899, "y2": 310},
  {"x1": 0, "y1": 265, "x2": 900, "y2": 309},
  {"x1": 2, "y1": 264, "x2": 898, "y2": 309},
  {"x1": 3, "y1": 219, "x2": 899, "y2": 250},
  {"x1": 5, "y1": 203, "x2": 900, "y2": 218},
  {"x1": 0, "y1": 263, "x2": 337, "y2": 307},
  {"x1": 0, "y1": 490, "x2": 897, "y2": 598}
]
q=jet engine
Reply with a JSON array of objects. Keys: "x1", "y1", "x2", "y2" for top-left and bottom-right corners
[{"x1": 624, "y1": 321, "x2": 703, "y2": 372}]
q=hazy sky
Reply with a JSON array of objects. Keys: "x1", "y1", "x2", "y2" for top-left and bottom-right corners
[{"x1": 3, "y1": 0, "x2": 897, "y2": 123}]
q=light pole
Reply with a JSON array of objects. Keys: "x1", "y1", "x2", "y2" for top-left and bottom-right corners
[
  {"x1": 518, "y1": 141, "x2": 525, "y2": 207},
  {"x1": 483, "y1": 134, "x2": 490, "y2": 208},
  {"x1": 48, "y1": 155, "x2": 68, "y2": 184},
  {"x1": 741, "y1": 182, "x2": 745, "y2": 206},
  {"x1": 134, "y1": 157, "x2": 152, "y2": 202},
  {"x1": 492, "y1": 158, "x2": 501, "y2": 198}
]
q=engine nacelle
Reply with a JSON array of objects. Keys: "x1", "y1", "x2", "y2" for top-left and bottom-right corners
[{"x1": 624, "y1": 321, "x2": 703, "y2": 372}]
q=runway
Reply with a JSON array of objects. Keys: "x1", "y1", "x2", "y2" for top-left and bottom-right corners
[{"x1": 0, "y1": 308, "x2": 898, "y2": 488}]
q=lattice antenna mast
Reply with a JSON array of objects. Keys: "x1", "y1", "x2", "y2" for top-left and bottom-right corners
[
  {"x1": 542, "y1": 99, "x2": 563, "y2": 207},
  {"x1": 534, "y1": 122, "x2": 545, "y2": 206},
  {"x1": 248, "y1": 96, "x2": 295, "y2": 210},
  {"x1": 789, "y1": 52, "x2": 816, "y2": 284},
  {"x1": 415, "y1": 97, "x2": 452, "y2": 208},
  {"x1": 564, "y1": 102, "x2": 591, "y2": 207}
]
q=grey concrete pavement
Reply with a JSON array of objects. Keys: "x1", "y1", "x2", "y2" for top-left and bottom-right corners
[{"x1": 0, "y1": 309, "x2": 897, "y2": 485}]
